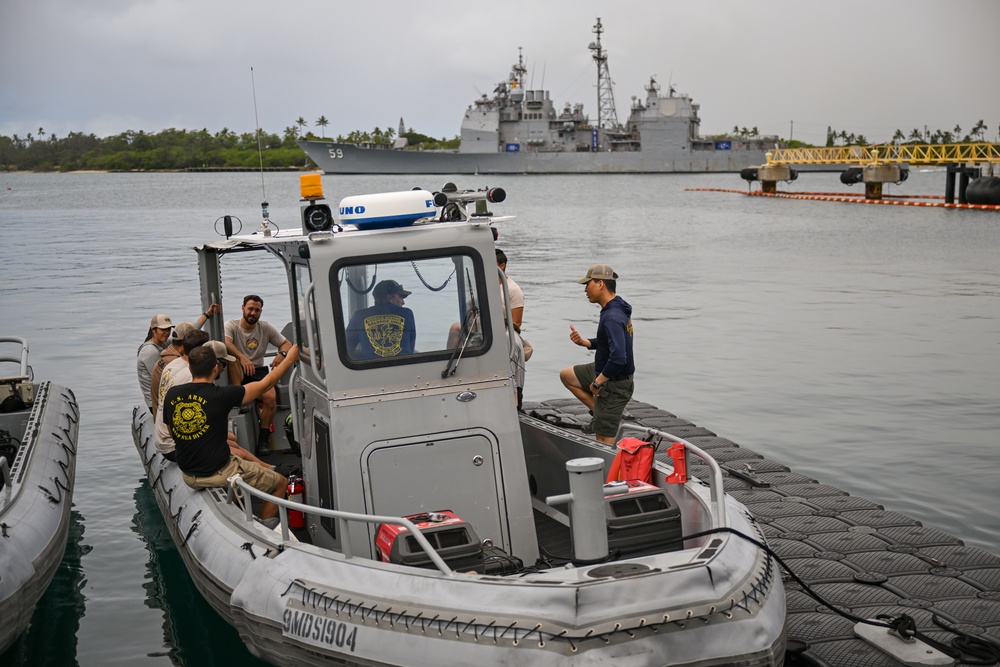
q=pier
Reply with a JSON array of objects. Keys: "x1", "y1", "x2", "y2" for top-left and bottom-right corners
[
  {"x1": 745, "y1": 143, "x2": 1000, "y2": 204},
  {"x1": 526, "y1": 398, "x2": 1000, "y2": 666}
]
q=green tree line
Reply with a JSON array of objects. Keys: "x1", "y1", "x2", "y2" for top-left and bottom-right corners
[
  {"x1": 0, "y1": 118, "x2": 459, "y2": 172},
  {"x1": 826, "y1": 120, "x2": 992, "y2": 147}
]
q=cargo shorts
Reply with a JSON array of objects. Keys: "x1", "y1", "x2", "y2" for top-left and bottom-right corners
[
  {"x1": 574, "y1": 362, "x2": 634, "y2": 438},
  {"x1": 182, "y1": 455, "x2": 282, "y2": 494}
]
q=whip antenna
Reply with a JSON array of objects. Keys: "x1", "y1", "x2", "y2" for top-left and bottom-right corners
[{"x1": 251, "y1": 67, "x2": 271, "y2": 235}]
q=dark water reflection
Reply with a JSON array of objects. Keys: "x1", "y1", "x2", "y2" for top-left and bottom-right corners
[
  {"x1": 132, "y1": 482, "x2": 268, "y2": 666},
  {"x1": 2, "y1": 510, "x2": 89, "y2": 665}
]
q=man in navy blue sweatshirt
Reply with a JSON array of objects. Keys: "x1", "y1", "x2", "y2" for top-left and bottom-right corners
[{"x1": 560, "y1": 264, "x2": 635, "y2": 444}]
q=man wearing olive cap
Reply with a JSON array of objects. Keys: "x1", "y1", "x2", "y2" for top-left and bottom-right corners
[
  {"x1": 345, "y1": 280, "x2": 417, "y2": 360},
  {"x1": 560, "y1": 264, "x2": 635, "y2": 444}
]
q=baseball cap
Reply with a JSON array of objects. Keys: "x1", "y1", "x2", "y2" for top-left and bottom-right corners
[
  {"x1": 149, "y1": 313, "x2": 174, "y2": 329},
  {"x1": 373, "y1": 279, "x2": 412, "y2": 301},
  {"x1": 169, "y1": 321, "x2": 197, "y2": 343},
  {"x1": 577, "y1": 264, "x2": 618, "y2": 284},
  {"x1": 206, "y1": 340, "x2": 236, "y2": 362}
]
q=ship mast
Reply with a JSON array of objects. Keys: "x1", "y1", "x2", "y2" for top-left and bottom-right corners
[{"x1": 588, "y1": 17, "x2": 619, "y2": 130}]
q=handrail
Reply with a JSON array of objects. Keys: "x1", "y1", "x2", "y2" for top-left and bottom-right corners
[
  {"x1": 226, "y1": 475, "x2": 455, "y2": 576},
  {"x1": 303, "y1": 282, "x2": 325, "y2": 384},
  {"x1": 286, "y1": 365, "x2": 304, "y2": 455},
  {"x1": 616, "y1": 423, "x2": 729, "y2": 529},
  {"x1": 497, "y1": 266, "x2": 517, "y2": 366},
  {"x1": 0, "y1": 336, "x2": 30, "y2": 380}
]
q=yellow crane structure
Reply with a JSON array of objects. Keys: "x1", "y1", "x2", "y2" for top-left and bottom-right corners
[
  {"x1": 765, "y1": 143, "x2": 1000, "y2": 166},
  {"x1": 752, "y1": 143, "x2": 999, "y2": 201}
]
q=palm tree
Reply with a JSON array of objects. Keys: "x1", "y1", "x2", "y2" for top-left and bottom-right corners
[
  {"x1": 316, "y1": 116, "x2": 329, "y2": 138},
  {"x1": 908, "y1": 128, "x2": 922, "y2": 142},
  {"x1": 37, "y1": 127, "x2": 45, "y2": 140},
  {"x1": 953, "y1": 124, "x2": 962, "y2": 140},
  {"x1": 892, "y1": 129, "x2": 905, "y2": 145},
  {"x1": 971, "y1": 120, "x2": 986, "y2": 141},
  {"x1": 296, "y1": 117, "x2": 307, "y2": 138}
]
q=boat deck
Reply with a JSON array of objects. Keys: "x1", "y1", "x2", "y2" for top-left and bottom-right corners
[{"x1": 524, "y1": 398, "x2": 1000, "y2": 667}]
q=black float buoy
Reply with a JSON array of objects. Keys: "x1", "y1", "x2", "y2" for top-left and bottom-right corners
[{"x1": 966, "y1": 176, "x2": 1000, "y2": 205}]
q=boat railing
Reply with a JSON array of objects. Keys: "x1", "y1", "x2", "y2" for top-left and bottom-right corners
[
  {"x1": 0, "y1": 336, "x2": 31, "y2": 382},
  {"x1": 616, "y1": 423, "x2": 730, "y2": 530},
  {"x1": 226, "y1": 476, "x2": 456, "y2": 575}
]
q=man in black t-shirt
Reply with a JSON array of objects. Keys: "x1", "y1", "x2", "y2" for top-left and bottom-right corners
[{"x1": 165, "y1": 343, "x2": 299, "y2": 520}]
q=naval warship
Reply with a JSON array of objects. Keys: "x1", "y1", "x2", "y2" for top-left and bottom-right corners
[{"x1": 298, "y1": 18, "x2": 777, "y2": 175}]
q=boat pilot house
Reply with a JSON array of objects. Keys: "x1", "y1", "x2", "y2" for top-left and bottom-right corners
[{"x1": 131, "y1": 176, "x2": 787, "y2": 666}]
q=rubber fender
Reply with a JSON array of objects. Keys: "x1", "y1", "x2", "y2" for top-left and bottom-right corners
[
  {"x1": 788, "y1": 168, "x2": 798, "y2": 182},
  {"x1": 840, "y1": 167, "x2": 864, "y2": 185},
  {"x1": 740, "y1": 167, "x2": 758, "y2": 182},
  {"x1": 966, "y1": 176, "x2": 1000, "y2": 205},
  {"x1": 896, "y1": 166, "x2": 909, "y2": 183}
]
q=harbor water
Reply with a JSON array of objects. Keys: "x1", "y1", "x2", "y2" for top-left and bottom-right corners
[{"x1": 1, "y1": 170, "x2": 997, "y2": 664}]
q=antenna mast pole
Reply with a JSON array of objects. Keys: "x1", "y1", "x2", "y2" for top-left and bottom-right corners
[
  {"x1": 589, "y1": 18, "x2": 619, "y2": 131},
  {"x1": 250, "y1": 67, "x2": 271, "y2": 235}
]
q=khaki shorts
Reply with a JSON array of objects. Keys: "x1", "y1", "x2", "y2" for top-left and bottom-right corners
[
  {"x1": 182, "y1": 455, "x2": 282, "y2": 494},
  {"x1": 574, "y1": 363, "x2": 634, "y2": 438}
]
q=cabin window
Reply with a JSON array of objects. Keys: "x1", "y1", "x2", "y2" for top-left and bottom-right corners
[{"x1": 332, "y1": 249, "x2": 490, "y2": 368}]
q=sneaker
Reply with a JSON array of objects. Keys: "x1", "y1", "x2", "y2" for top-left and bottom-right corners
[
  {"x1": 581, "y1": 418, "x2": 595, "y2": 435},
  {"x1": 259, "y1": 428, "x2": 272, "y2": 450},
  {"x1": 260, "y1": 517, "x2": 280, "y2": 530}
]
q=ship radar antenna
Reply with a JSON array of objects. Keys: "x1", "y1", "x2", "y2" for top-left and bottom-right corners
[
  {"x1": 512, "y1": 47, "x2": 527, "y2": 89},
  {"x1": 589, "y1": 17, "x2": 619, "y2": 131}
]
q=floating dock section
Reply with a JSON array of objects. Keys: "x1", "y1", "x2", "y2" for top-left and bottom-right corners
[
  {"x1": 525, "y1": 398, "x2": 1000, "y2": 666},
  {"x1": 737, "y1": 143, "x2": 1000, "y2": 205},
  {"x1": 687, "y1": 187, "x2": 1000, "y2": 210}
]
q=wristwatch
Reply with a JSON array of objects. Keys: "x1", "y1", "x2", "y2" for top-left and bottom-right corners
[{"x1": 279, "y1": 350, "x2": 288, "y2": 357}]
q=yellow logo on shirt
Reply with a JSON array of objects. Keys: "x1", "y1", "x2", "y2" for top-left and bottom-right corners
[
  {"x1": 171, "y1": 398, "x2": 209, "y2": 440},
  {"x1": 364, "y1": 314, "x2": 405, "y2": 357}
]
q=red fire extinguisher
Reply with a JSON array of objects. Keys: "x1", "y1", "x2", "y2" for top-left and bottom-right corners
[{"x1": 287, "y1": 475, "x2": 305, "y2": 528}]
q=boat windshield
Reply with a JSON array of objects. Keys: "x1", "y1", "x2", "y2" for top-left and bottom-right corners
[{"x1": 332, "y1": 250, "x2": 490, "y2": 368}]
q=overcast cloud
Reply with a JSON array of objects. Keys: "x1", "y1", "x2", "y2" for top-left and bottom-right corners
[{"x1": 2, "y1": 0, "x2": 998, "y2": 146}]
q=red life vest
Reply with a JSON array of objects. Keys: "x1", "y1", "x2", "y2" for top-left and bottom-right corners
[{"x1": 606, "y1": 437, "x2": 656, "y2": 484}]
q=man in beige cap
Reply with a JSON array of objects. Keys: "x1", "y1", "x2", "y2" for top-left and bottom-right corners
[
  {"x1": 137, "y1": 305, "x2": 220, "y2": 413},
  {"x1": 150, "y1": 321, "x2": 198, "y2": 414},
  {"x1": 137, "y1": 314, "x2": 175, "y2": 413},
  {"x1": 560, "y1": 264, "x2": 635, "y2": 444}
]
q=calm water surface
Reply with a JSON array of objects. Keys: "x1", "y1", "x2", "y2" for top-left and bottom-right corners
[{"x1": 1, "y1": 171, "x2": 997, "y2": 664}]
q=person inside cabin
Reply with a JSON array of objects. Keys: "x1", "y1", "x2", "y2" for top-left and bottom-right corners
[
  {"x1": 224, "y1": 295, "x2": 292, "y2": 449},
  {"x1": 345, "y1": 280, "x2": 417, "y2": 360},
  {"x1": 156, "y1": 334, "x2": 277, "y2": 470},
  {"x1": 165, "y1": 344, "x2": 299, "y2": 525},
  {"x1": 559, "y1": 264, "x2": 635, "y2": 444},
  {"x1": 137, "y1": 305, "x2": 220, "y2": 413},
  {"x1": 445, "y1": 249, "x2": 528, "y2": 408}
]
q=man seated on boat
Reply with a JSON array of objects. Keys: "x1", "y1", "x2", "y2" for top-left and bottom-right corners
[
  {"x1": 165, "y1": 344, "x2": 299, "y2": 522},
  {"x1": 150, "y1": 321, "x2": 197, "y2": 415},
  {"x1": 345, "y1": 280, "x2": 416, "y2": 360},
  {"x1": 138, "y1": 306, "x2": 220, "y2": 414},
  {"x1": 224, "y1": 295, "x2": 293, "y2": 449},
  {"x1": 156, "y1": 335, "x2": 277, "y2": 471},
  {"x1": 560, "y1": 264, "x2": 635, "y2": 444}
]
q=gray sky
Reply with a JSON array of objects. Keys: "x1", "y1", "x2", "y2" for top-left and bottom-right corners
[{"x1": 2, "y1": 0, "x2": 998, "y2": 146}]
